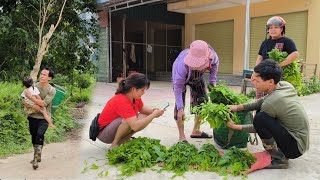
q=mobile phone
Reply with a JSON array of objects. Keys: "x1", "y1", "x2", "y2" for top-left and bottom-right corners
[{"x1": 162, "y1": 103, "x2": 169, "y2": 110}]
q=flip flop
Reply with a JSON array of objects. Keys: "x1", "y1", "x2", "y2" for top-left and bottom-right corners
[{"x1": 190, "y1": 132, "x2": 212, "y2": 139}]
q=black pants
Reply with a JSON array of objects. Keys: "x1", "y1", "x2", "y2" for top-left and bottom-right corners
[
  {"x1": 253, "y1": 112, "x2": 302, "y2": 159},
  {"x1": 27, "y1": 116, "x2": 49, "y2": 145}
]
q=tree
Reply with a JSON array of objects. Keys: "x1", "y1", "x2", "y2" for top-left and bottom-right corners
[
  {"x1": 29, "y1": 0, "x2": 67, "y2": 81},
  {"x1": 0, "y1": 0, "x2": 98, "y2": 81}
]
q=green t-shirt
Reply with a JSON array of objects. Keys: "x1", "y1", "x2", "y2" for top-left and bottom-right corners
[
  {"x1": 243, "y1": 81, "x2": 310, "y2": 154},
  {"x1": 29, "y1": 82, "x2": 56, "y2": 119}
]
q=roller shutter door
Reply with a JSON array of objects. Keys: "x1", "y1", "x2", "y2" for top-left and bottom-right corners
[
  {"x1": 195, "y1": 20, "x2": 234, "y2": 73},
  {"x1": 250, "y1": 11, "x2": 308, "y2": 68}
]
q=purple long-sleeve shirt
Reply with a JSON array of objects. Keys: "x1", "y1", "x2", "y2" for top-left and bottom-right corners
[{"x1": 172, "y1": 48, "x2": 219, "y2": 110}]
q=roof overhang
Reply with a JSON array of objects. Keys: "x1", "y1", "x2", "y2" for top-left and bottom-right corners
[
  {"x1": 98, "y1": 0, "x2": 185, "y2": 12},
  {"x1": 167, "y1": 0, "x2": 268, "y2": 14}
]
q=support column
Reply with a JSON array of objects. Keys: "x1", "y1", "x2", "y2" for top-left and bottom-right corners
[
  {"x1": 306, "y1": 0, "x2": 320, "y2": 77},
  {"x1": 97, "y1": 10, "x2": 110, "y2": 82}
]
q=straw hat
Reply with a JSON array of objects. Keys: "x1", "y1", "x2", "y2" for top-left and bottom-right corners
[{"x1": 184, "y1": 40, "x2": 212, "y2": 70}]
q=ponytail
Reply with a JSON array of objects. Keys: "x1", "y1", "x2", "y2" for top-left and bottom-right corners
[{"x1": 115, "y1": 73, "x2": 150, "y2": 95}]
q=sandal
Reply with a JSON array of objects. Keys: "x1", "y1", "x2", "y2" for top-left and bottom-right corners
[{"x1": 190, "y1": 132, "x2": 212, "y2": 139}]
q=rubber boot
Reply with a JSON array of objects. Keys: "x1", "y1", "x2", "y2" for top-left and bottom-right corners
[
  {"x1": 30, "y1": 145, "x2": 36, "y2": 163},
  {"x1": 35, "y1": 145, "x2": 43, "y2": 163},
  {"x1": 262, "y1": 138, "x2": 288, "y2": 169},
  {"x1": 32, "y1": 145, "x2": 43, "y2": 170},
  {"x1": 30, "y1": 145, "x2": 43, "y2": 163}
]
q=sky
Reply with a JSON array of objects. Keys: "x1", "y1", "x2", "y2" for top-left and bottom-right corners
[{"x1": 96, "y1": 0, "x2": 109, "y2": 3}]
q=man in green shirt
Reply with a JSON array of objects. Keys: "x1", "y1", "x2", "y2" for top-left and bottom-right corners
[
  {"x1": 23, "y1": 67, "x2": 56, "y2": 170},
  {"x1": 227, "y1": 59, "x2": 309, "y2": 169}
]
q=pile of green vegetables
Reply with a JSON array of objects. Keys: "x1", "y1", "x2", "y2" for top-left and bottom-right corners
[
  {"x1": 83, "y1": 137, "x2": 256, "y2": 179},
  {"x1": 193, "y1": 84, "x2": 251, "y2": 128},
  {"x1": 107, "y1": 137, "x2": 167, "y2": 177},
  {"x1": 268, "y1": 49, "x2": 303, "y2": 94}
]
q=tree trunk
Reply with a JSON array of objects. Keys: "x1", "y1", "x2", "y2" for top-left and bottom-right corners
[{"x1": 30, "y1": 25, "x2": 55, "y2": 81}]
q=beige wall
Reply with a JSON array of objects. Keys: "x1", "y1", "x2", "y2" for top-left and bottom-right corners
[{"x1": 172, "y1": 0, "x2": 320, "y2": 76}]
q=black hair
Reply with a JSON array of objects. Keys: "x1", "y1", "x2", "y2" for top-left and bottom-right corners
[
  {"x1": 115, "y1": 73, "x2": 150, "y2": 95},
  {"x1": 254, "y1": 59, "x2": 283, "y2": 84},
  {"x1": 22, "y1": 77, "x2": 33, "y2": 88},
  {"x1": 43, "y1": 67, "x2": 55, "y2": 79}
]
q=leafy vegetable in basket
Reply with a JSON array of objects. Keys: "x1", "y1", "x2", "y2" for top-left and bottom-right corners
[{"x1": 209, "y1": 84, "x2": 251, "y2": 105}]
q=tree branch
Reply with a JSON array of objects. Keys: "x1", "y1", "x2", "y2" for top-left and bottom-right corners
[
  {"x1": 53, "y1": 0, "x2": 67, "y2": 31},
  {"x1": 21, "y1": 13, "x2": 38, "y2": 27}
]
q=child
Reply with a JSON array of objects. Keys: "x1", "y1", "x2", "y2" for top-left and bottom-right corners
[{"x1": 21, "y1": 77, "x2": 55, "y2": 128}]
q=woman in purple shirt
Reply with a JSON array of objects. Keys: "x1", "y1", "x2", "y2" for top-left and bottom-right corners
[{"x1": 172, "y1": 40, "x2": 219, "y2": 142}]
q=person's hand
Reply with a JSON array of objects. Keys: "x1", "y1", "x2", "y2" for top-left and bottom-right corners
[
  {"x1": 228, "y1": 105, "x2": 239, "y2": 112},
  {"x1": 226, "y1": 120, "x2": 236, "y2": 129},
  {"x1": 226, "y1": 120, "x2": 242, "y2": 131},
  {"x1": 152, "y1": 109, "x2": 165, "y2": 118},
  {"x1": 177, "y1": 109, "x2": 185, "y2": 122},
  {"x1": 32, "y1": 104, "x2": 42, "y2": 111},
  {"x1": 49, "y1": 123, "x2": 55, "y2": 128}
]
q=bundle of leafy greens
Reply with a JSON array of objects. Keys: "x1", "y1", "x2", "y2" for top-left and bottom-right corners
[
  {"x1": 218, "y1": 146, "x2": 256, "y2": 177},
  {"x1": 161, "y1": 141, "x2": 199, "y2": 178},
  {"x1": 209, "y1": 84, "x2": 251, "y2": 105},
  {"x1": 193, "y1": 143, "x2": 221, "y2": 172},
  {"x1": 268, "y1": 49, "x2": 303, "y2": 94},
  {"x1": 106, "y1": 137, "x2": 167, "y2": 177},
  {"x1": 192, "y1": 102, "x2": 239, "y2": 128},
  {"x1": 193, "y1": 84, "x2": 251, "y2": 128}
]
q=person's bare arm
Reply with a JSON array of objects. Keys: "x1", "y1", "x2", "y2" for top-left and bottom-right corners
[
  {"x1": 126, "y1": 109, "x2": 164, "y2": 132},
  {"x1": 22, "y1": 99, "x2": 42, "y2": 111},
  {"x1": 139, "y1": 106, "x2": 158, "y2": 115},
  {"x1": 278, "y1": 51, "x2": 299, "y2": 67},
  {"x1": 255, "y1": 55, "x2": 263, "y2": 65},
  {"x1": 228, "y1": 104, "x2": 244, "y2": 112},
  {"x1": 25, "y1": 91, "x2": 45, "y2": 107}
]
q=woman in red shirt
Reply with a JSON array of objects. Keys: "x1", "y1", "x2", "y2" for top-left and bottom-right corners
[{"x1": 97, "y1": 73, "x2": 165, "y2": 148}]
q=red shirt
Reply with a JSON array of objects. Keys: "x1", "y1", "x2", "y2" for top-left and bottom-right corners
[{"x1": 98, "y1": 94, "x2": 144, "y2": 129}]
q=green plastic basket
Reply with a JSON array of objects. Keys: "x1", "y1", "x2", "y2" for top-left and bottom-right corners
[
  {"x1": 213, "y1": 111, "x2": 252, "y2": 149},
  {"x1": 52, "y1": 84, "x2": 66, "y2": 108}
]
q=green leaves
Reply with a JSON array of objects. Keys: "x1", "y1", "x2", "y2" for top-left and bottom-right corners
[
  {"x1": 193, "y1": 103, "x2": 238, "y2": 129},
  {"x1": 0, "y1": 0, "x2": 98, "y2": 81},
  {"x1": 218, "y1": 147, "x2": 256, "y2": 177},
  {"x1": 209, "y1": 84, "x2": 250, "y2": 105},
  {"x1": 106, "y1": 137, "x2": 167, "y2": 177},
  {"x1": 268, "y1": 49, "x2": 304, "y2": 94},
  {"x1": 162, "y1": 142, "x2": 199, "y2": 177},
  {"x1": 193, "y1": 84, "x2": 249, "y2": 128}
]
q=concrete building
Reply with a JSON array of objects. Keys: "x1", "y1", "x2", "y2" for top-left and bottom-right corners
[{"x1": 97, "y1": 0, "x2": 320, "y2": 82}]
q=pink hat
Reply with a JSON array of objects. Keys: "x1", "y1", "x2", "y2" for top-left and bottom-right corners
[{"x1": 184, "y1": 40, "x2": 212, "y2": 70}]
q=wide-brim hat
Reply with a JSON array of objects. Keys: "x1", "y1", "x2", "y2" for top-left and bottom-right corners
[{"x1": 184, "y1": 40, "x2": 212, "y2": 71}]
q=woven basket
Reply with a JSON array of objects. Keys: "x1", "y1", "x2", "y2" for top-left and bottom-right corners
[{"x1": 213, "y1": 111, "x2": 252, "y2": 149}]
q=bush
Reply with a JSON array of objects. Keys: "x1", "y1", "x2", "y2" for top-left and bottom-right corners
[
  {"x1": 301, "y1": 76, "x2": 320, "y2": 96},
  {"x1": 0, "y1": 82, "x2": 31, "y2": 157}
]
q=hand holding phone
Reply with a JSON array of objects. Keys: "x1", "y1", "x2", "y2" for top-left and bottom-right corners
[{"x1": 162, "y1": 102, "x2": 169, "y2": 110}]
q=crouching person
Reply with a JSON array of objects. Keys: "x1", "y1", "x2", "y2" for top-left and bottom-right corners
[
  {"x1": 227, "y1": 59, "x2": 309, "y2": 169},
  {"x1": 97, "y1": 73, "x2": 165, "y2": 148}
]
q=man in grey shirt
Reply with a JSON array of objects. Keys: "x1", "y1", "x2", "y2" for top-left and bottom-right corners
[{"x1": 227, "y1": 59, "x2": 309, "y2": 169}]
